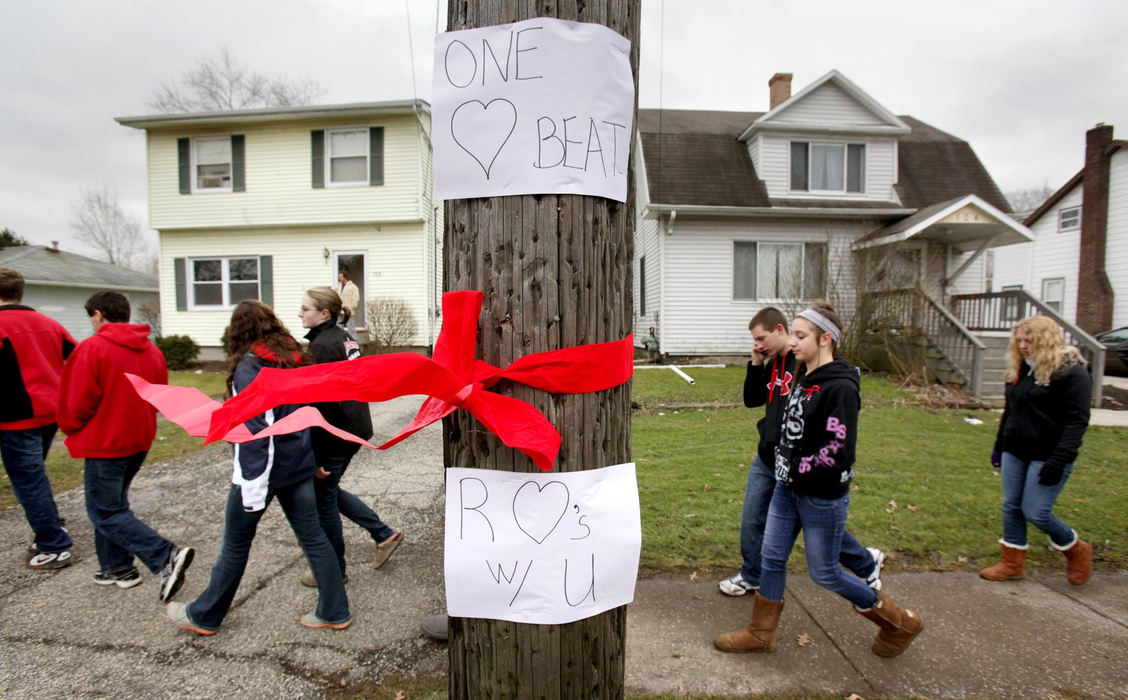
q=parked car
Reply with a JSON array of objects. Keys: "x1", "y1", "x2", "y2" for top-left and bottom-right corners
[{"x1": 1096, "y1": 326, "x2": 1128, "y2": 375}]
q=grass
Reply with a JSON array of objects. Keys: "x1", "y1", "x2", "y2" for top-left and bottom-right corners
[
  {"x1": 633, "y1": 367, "x2": 1128, "y2": 574},
  {"x1": 0, "y1": 370, "x2": 224, "y2": 510}
]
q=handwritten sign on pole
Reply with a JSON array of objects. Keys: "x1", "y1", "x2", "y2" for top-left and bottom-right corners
[
  {"x1": 444, "y1": 462, "x2": 640, "y2": 625},
  {"x1": 432, "y1": 17, "x2": 634, "y2": 202}
]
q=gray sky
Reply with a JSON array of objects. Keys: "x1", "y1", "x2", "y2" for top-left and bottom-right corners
[{"x1": 3, "y1": 0, "x2": 1125, "y2": 259}]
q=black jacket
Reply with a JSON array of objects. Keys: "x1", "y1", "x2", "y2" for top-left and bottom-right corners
[
  {"x1": 743, "y1": 351, "x2": 797, "y2": 466},
  {"x1": 304, "y1": 320, "x2": 374, "y2": 461},
  {"x1": 994, "y1": 355, "x2": 1090, "y2": 470},
  {"x1": 774, "y1": 358, "x2": 861, "y2": 499}
]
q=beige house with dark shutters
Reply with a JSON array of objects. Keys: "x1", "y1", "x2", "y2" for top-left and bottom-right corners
[{"x1": 117, "y1": 100, "x2": 441, "y2": 351}]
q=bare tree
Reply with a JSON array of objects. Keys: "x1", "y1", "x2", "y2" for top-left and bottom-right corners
[
  {"x1": 69, "y1": 186, "x2": 151, "y2": 270},
  {"x1": 1005, "y1": 184, "x2": 1056, "y2": 217},
  {"x1": 149, "y1": 48, "x2": 324, "y2": 113},
  {"x1": 365, "y1": 297, "x2": 419, "y2": 351}
]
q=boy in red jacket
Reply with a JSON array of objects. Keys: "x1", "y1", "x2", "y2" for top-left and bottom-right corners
[
  {"x1": 57, "y1": 291, "x2": 193, "y2": 601},
  {"x1": 0, "y1": 267, "x2": 75, "y2": 570}
]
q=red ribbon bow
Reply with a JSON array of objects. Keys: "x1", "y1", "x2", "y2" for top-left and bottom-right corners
[{"x1": 206, "y1": 290, "x2": 634, "y2": 471}]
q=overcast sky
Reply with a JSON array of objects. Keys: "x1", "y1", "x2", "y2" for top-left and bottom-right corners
[{"x1": 3, "y1": 0, "x2": 1125, "y2": 258}]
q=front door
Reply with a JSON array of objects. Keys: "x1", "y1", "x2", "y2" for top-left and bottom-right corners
[{"x1": 332, "y1": 251, "x2": 367, "y2": 330}]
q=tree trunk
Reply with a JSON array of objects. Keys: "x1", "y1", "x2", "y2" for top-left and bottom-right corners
[{"x1": 443, "y1": 1, "x2": 639, "y2": 697}]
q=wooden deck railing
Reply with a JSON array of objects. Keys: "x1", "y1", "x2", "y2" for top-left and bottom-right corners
[{"x1": 949, "y1": 290, "x2": 1105, "y2": 406}]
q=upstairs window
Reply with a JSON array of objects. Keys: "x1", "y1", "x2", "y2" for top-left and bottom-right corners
[
  {"x1": 311, "y1": 127, "x2": 385, "y2": 188},
  {"x1": 733, "y1": 241, "x2": 827, "y2": 300},
  {"x1": 790, "y1": 142, "x2": 865, "y2": 193},
  {"x1": 1058, "y1": 206, "x2": 1080, "y2": 232},
  {"x1": 177, "y1": 135, "x2": 245, "y2": 194},
  {"x1": 190, "y1": 257, "x2": 260, "y2": 308},
  {"x1": 195, "y1": 137, "x2": 232, "y2": 191}
]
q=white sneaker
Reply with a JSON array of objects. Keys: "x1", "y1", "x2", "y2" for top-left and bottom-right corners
[
  {"x1": 718, "y1": 573, "x2": 757, "y2": 596},
  {"x1": 865, "y1": 547, "x2": 885, "y2": 591}
]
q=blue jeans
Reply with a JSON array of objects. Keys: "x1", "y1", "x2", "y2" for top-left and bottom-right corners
[
  {"x1": 0, "y1": 424, "x2": 72, "y2": 553},
  {"x1": 1000, "y1": 452, "x2": 1076, "y2": 548},
  {"x1": 314, "y1": 453, "x2": 396, "y2": 578},
  {"x1": 740, "y1": 455, "x2": 874, "y2": 586},
  {"x1": 84, "y1": 452, "x2": 174, "y2": 574},
  {"x1": 187, "y1": 479, "x2": 349, "y2": 631},
  {"x1": 760, "y1": 483, "x2": 878, "y2": 609}
]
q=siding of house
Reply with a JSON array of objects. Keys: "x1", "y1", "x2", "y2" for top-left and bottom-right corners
[
  {"x1": 658, "y1": 218, "x2": 864, "y2": 355},
  {"x1": 148, "y1": 114, "x2": 424, "y2": 230},
  {"x1": 757, "y1": 134, "x2": 898, "y2": 202},
  {"x1": 945, "y1": 246, "x2": 988, "y2": 296},
  {"x1": 992, "y1": 187, "x2": 1083, "y2": 322},
  {"x1": 22, "y1": 286, "x2": 159, "y2": 342},
  {"x1": 160, "y1": 223, "x2": 431, "y2": 347},
  {"x1": 770, "y1": 82, "x2": 889, "y2": 127},
  {"x1": 1107, "y1": 150, "x2": 1128, "y2": 328},
  {"x1": 632, "y1": 138, "x2": 662, "y2": 345}
]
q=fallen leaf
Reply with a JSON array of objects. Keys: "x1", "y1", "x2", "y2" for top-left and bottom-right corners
[
  {"x1": 888, "y1": 499, "x2": 898, "y2": 510},
  {"x1": 884, "y1": 508, "x2": 896, "y2": 515},
  {"x1": 713, "y1": 473, "x2": 722, "y2": 477},
  {"x1": 795, "y1": 633, "x2": 812, "y2": 647},
  {"x1": 907, "y1": 505, "x2": 920, "y2": 512},
  {"x1": 889, "y1": 524, "x2": 902, "y2": 531},
  {"x1": 394, "y1": 692, "x2": 405, "y2": 700},
  {"x1": 846, "y1": 694, "x2": 866, "y2": 700},
  {"x1": 703, "y1": 484, "x2": 711, "y2": 491},
  {"x1": 957, "y1": 556, "x2": 969, "y2": 563},
  {"x1": 689, "y1": 571, "x2": 699, "y2": 581},
  {"x1": 851, "y1": 484, "x2": 860, "y2": 491}
]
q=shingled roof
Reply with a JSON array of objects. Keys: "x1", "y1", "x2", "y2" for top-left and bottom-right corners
[
  {"x1": 637, "y1": 109, "x2": 1011, "y2": 214},
  {"x1": 0, "y1": 246, "x2": 157, "y2": 291}
]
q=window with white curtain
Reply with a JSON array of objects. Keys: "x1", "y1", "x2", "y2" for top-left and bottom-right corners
[{"x1": 733, "y1": 241, "x2": 828, "y2": 300}]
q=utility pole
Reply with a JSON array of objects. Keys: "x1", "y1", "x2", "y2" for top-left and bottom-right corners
[{"x1": 443, "y1": 1, "x2": 640, "y2": 697}]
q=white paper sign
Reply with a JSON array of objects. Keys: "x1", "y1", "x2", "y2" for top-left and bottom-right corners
[
  {"x1": 444, "y1": 462, "x2": 640, "y2": 625},
  {"x1": 432, "y1": 18, "x2": 634, "y2": 202}
]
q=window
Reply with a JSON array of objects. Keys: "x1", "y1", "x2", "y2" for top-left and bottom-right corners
[
  {"x1": 790, "y1": 142, "x2": 865, "y2": 193},
  {"x1": 328, "y1": 128, "x2": 368, "y2": 185},
  {"x1": 1059, "y1": 206, "x2": 1081, "y2": 232},
  {"x1": 639, "y1": 255, "x2": 647, "y2": 316},
  {"x1": 1041, "y1": 278, "x2": 1065, "y2": 314},
  {"x1": 190, "y1": 257, "x2": 260, "y2": 308},
  {"x1": 733, "y1": 241, "x2": 828, "y2": 300},
  {"x1": 194, "y1": 137, "x2": 231, "y2": 191},
  {"x1": 1001, "y1": 284, "x2": 1023, "y2": 323}
]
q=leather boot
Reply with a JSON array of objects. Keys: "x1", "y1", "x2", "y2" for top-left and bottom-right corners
[
  {"x1": 856, "y1": 591, "x2": 923, "y2": 657},
  {"x1": 714, "y1": 593, "x2": 784, "y2": 653},
  {"x1": 1061, "y1": 538, "x2": 1092, "y2": 586},
  {"x1": 978, "y1": 543, "x2": 1026, "y2": 581}
]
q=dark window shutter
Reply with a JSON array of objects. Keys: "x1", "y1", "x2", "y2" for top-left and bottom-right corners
[
  {"x1": 259, "y1": 255, "x2": 273, "y2": 307},
  {"x1": 846, "y1": 143, "x2": 865, "y2": 193},
  {"x1": 790, "y1": 142, "x2": 808, "y2": 191},
  {"x1": 311, "y1": 130, "x2": 325, "y2": 188},
  {"x1": 178, "y1": 138, "x2": 191, "y2": 194},
  {"x1": 174, "y1": 257, "x2": 187, "y2": 310},
  {"x1": 369, "y1": 126, "x2": 384, "y2": 186},
  {"x1": 231, "y1": 134, "x2": 246, "y2": 192}
]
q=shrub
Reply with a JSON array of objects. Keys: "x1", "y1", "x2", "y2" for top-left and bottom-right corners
[
  {"x1": 366, "y1": 297, "x2": 419, "y2": 352},
  {"x1": 155, "y1": 334, "x2": 201, "y2": 370}
]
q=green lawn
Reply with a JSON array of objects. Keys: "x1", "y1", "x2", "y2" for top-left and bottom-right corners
[
  {"x1": 633, "y1": 368, "x2": 1128, "y2": 574},
  {"x1": 0, "y1": 370, "x2": 223, "y2": 510}
]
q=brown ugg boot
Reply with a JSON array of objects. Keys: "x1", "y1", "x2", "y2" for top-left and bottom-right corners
[
  {"x1": 1061, "y1": 538, "x2": 1092, "y2": 586},
  {"x1": 714, "y1": 593, "x2": 785, "y2": 653},
  {"x1": 978, "y1": 543, "x2": 1026, "y2": 581},
  {"x1": 856, "y1": 591, "x2": 923, "y2": 657}
]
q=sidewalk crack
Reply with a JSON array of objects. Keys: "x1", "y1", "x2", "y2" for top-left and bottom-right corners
[{"x1": 786, "y1": 585, "x2": 878, "y2": 695}]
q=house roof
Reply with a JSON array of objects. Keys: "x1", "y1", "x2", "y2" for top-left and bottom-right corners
[
  {"x1": 116, "y1": 99, "x2": 430, "y2": 130},
  {"x1": 1023, "y1": 139, "x2": 1128, "y2": 226},
  {"x1": 853, "y1": 194, "x2": 1032, "y2": 251},
  {"x1": 637, "y1": 109, "x2": 1012, "y2": 214},
  {"x1": 0, "y1": 246, "x2": 158, "y2": 292}
]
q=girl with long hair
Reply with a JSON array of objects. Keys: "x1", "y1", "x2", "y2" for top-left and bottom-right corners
[
  {"x1": 297, "y1": 287, "x2": 402, "y2": 587},
  {"x1": 166, "y1": 300, "x2": 350, "y2": 634},
  {"x1": 980, "y1": 315, "x2": 1092, "y2": 585},
  {"x1": 715, "y1": 301, "x2": 923, "y2": 658}
]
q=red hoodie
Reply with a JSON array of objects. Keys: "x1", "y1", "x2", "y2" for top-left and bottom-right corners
[{"x1": 57, "y1": 323, "x2": 168, "y2": 458}]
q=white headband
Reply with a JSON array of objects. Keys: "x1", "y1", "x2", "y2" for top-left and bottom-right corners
[{"x1": 798, "y1": 308, "x2": 840, "y2": 342}]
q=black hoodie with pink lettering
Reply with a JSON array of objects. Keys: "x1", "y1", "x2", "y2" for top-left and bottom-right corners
[{"x1": 774, "y1": 358, "x2": 861, "y2": 499}]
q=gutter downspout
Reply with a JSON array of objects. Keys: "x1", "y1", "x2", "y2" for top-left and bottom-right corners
[{"x1": 658, "y1": 210, "x2": 676, "y2": 356}]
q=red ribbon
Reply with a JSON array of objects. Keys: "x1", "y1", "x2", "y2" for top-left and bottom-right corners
[{"x1": 206, "y1": 290, "x2": 634, "y2": 471}]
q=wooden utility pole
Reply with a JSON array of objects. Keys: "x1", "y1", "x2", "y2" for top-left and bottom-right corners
[{"x1": 443, "y1": 1, "x2": 640, "y2": 697}]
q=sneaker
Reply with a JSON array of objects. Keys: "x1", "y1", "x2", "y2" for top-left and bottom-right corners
[
  {"x1": 374, "y1": 532, "x2": 404, "y2": 570},
  {"x1": 865, "y1": 547, "x2": 885, "y2": 591},
  {"x1": 94, "y1": 567, "x2": 142, "y2": 589},
  {"x1": 718, "y1": 573, "x2": 757, "y2": 597},
  {"x1": 159, "y1": 545, "x2": 195, "y2": 603},
  {"x1": 28, "y1": 550, "x2": 72, "y2": 570},
  {"x1": 299, "y1": 570, "x2": 348, "y2": 588},
  {"x1": 300, "y1": 612, "x2": 352, "y2": 630},
  {"x1": 166, "y1": 601, "x2": 215, "y2": 636}
]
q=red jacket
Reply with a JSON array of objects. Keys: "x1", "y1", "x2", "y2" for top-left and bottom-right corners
[
  {"x1": 0, "y1": 305, "x2": 77, "y2": 430},
  {"x1": 57, "y1": 323, "x2": 168, "y2": 458}
]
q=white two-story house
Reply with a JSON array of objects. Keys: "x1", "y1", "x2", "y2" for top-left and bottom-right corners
[
  {"x1": 117, "y1": 100, "x2": 441, "y2": 352},
  {"x1": 633, "y1": 70, "x2": 1031, "y2": 357}
]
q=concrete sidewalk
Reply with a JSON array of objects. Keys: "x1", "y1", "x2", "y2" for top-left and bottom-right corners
[{"x1": 2, "y1": 395, "x2": 1126, "y2": 698}]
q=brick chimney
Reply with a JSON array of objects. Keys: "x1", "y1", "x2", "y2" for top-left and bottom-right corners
[
  {"x1": 1075, "y1": 123, "x2": 1115, "y2": 334},
  {"x1": 769, "y1": 73, "x2": 792, "y2": 110}
]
